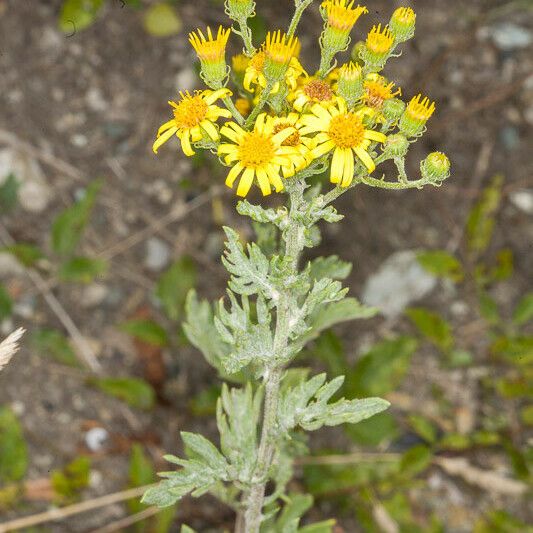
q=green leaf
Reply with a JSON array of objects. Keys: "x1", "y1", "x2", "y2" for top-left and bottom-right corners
[
  {"x1": 143, "y1": 2, "x2": 182, "y2": 37},
  {"x1": 30, "y1": 328, "x2": 80, "y2": 367},
  {"x1": 406, "y1": 308, "x2": 453, "y2": 352},
  {"x1": 309, "y1": 331, "x2": 347, "y2": 377},
  {"x1": 491, "y1": 335, "x2": 533, "y2": 366},
  {"x1": 417, "y1": 250, "x2": 464, "y2": 282},
  {"x1": 51, "y1": 456, "x2": 90, "y2": 503},
  {"x1": 275, "y1": 492, "x2": 313, "y2": 530},
  {"x1": 0, "y1": 174, "x2": 20, "y2": 212},
  {"x1": 91, "y1": 377, "x2": 156, "y2": 410},
  {"x1": 1, "y1": 243, "x2": 44, "y2": 267},
  {"x1": 478, "y1": 291, "x2": 499, "y2": 325},
  {"x1": 309, "y1": 256, "x2": 352, "y2": 281},
  {"x1": 189, "y1": 385, "x2": 220, "y2": 416},
  {"x1": 346, "y1": 336, "x2": 417, "y2": 397},
  {"x1": 489, "y1": 249, "x2": 514, "y2": 281},
  {"x1": 128, "y1": 444, "x2": 155, "y2": 515},
  {"x1": 52, "y1": 179, "x2": 102, "y2": 256},
  {"x1": 59, "y1": 0, "x2": 104, "y2": 33},
  {"x1": 120, "y1": 319, "x2": 168, "y2": 347},
  {"x1": 513, "y1": 293, "x2": 533, "y2": 326},
  {"x1": 474, "y1": 509, "x2": 529, "y2": 533},
  {"x1": 520, "y1": 405, "x2": 533, "y2": 426},
  {"x1": 399, "y1": 445, "x2": 433, "y2": 478},
  {"x1": 299, "y1": 520, "x2": 337, "y2": 533},
  {"x1": 59, "y1": 256, "x2": 108, "y2": 283},
  {"x1": 156, "y1": 257, "x2": 196, "y2": 321},
  {"x1": 0, "y1": 406, "x2": 28, "y2": 483},
  {"x1": 345, "y1": 411, "x2": 400, "y2": 446},
  {"x1": 466, "y1": 174, "x2": 503, "y2": 254},
  {"x1": 408, "y1": 414, "x2": 437, "y2": 443},
  {"x1": 0, "y1": 285, "x2": 13, "y2": 320}
]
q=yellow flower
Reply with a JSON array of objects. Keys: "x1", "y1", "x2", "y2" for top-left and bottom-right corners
[
  {"x1": 300, "y1": 99, "x2": 387, "y2": 186},
  {"x1": 265, "y1": 31, "x2": 299, "y2": 68},
  {"x1": 291, "y1": 77, "x2": 338, "y2": 111},
  {"x1": 390, "y1": 7, "x2": 416, "y2": 42},
  {"x1": 270, "y1": 113, "x2": 314, "y2": 177},
  {"x1": 335, "y1": 62, "x2": 364, "y2": 107},
  {"x1": 218, "y1": 114, "x2": 299, "y2": 197},
  {"x1": 189, "y1": 26, "x2": 230, "y2": 65},
  {"x1": 399, "y1": 94, "x2": 435, "y2": 136},
  {"x1": 321, "y1": 0, "x2": 368, "y2": 33},
  {"x1": 232, "y1": 54, "x2": 250, "y2": 73},
  {"x1": 363, "y1": 74, "x2": 401, "y2": 110},
  {"x1": 366, "y1": 24, "x2": 394, "y2": 56},
  {"x1": 153, "y1": 89, "x2": 232, "y2": 156},
  {"x1": 244, "y1": 50, "x2": 267, "y2": 92},
  {"x1": 235, "y1": 97, "x2": 252, "y2": 117}
]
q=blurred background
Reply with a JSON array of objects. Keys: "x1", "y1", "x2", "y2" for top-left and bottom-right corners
[{"x1": 0, "y1": 0, "x2": 532, "y2": 531}]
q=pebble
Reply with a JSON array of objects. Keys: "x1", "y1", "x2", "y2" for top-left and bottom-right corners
[
  {"x1": 175, "y1": 67, "x2": 197, "y2": 91},
  {"x1": 490, "y1": 23, "x2": 532, "y2": 52},
  {"x1": 509, "y1": 189, "x2": 533, "y2": 215},
  {"x1": 85, "y1": 427, "x2": 109, "y2": 452},
  {"x1": 0, "y1": 252, "x2": 25, "y2": 278},
  {"x1": 81, "y1": 283, "x2": 109, "y2": 308},
  {"x1": 0, "y1": 148, "x2": 51, "y2": 213},
  {"x1": 145, "y1": 237, "x2": 170, "y2": 271},
  {"x1": 362, "y1": 250, "x2": 437, "y2": 318}
]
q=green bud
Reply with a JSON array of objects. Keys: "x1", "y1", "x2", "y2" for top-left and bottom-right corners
[
  {"x1": 360, "y1": 24, "x2": 395, "y2": 72},
  {"x1": 390, "y1": 7, "x2": 416, "y2": 43},
  {"x1": 337, "y1": 62, "x2": 364, "y2": 108},
  {"x1": 384, "y1": 134, "x2": 409, "y2": 158},
  {"x1": 421, "y1": 152, "x2": 451, "y2": 182},
  {"x1": 382, "y1": 98, "x2": 406, "y2": 122},
  {"x1": 225, "y1": 0, "x2": 255, "y2": 20},
  {"x1": 350, "y1": 41, "x2": 366, "y2": 66}
]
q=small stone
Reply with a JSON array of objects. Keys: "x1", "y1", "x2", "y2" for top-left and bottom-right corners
[
  {"x1": 509, "y1": 189, "x2": 533, "y2": 215},
  {"x1": 85, "y1": 427, "x2": 109, "y2": 452},
  {"x1": 362, "y1": 250, "x2": 437, "y2": 318},
  {"x1": 175, "y1": 68, "x2": 197, "y2": 91},
  {"x1": 82, "y1": 283, "x2": 109, "y2": 308},
  {"x1": 71, "y1": 134, "x2": 88, "y2": 147},
  {"x1": 0, "y1": 252, "x2": 24, "y2": 278},
  {"x1": 86, "y1": 87, "x2": 108, "y2": 112},
  {"x1": 490, "y1": 23, "x2": 532, "y2": 51},
  {"x1": 145, "y1": 237, "x2": 170, "y2": 272}
]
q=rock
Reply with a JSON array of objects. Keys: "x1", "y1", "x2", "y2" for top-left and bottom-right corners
[
  {"x1": 0, "y1": 252, "x2": 25, "y2": 278},
  {"x1": 509, "y1": 189, "x2": 533, "y2": 215},
  {"x1": 85, "y1": 427, "x2": 109, "y2": 452},
  {"x1": 490, "y1": 23, "x2": 532, "y2": 51},
  {"x1": 81, "y1": 284, "x2": 109, "y2": 308},
  {"x1": 175, "y1": 67, "x2": 197, "y2": 92},
  {"x1": 362, "y1": 250, "x2": 437, "y2": 318},
  {"x1": 145, "y1": 237, "x2": 170, "y2": 272},
  {"x1": 0, "y1": 148, "x2": 51, "y2": 213}
]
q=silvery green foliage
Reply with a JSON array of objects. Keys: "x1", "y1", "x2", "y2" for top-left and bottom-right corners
[{"x1": 278, "y1": 374, "x2": 390, "y2": 432}]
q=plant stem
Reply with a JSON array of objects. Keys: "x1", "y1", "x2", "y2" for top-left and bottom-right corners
[
  {"x1": 245, "y1": 81, "x2": 275, "y2": 128},
  {"x1": 242, "y1": 179, "x2": 306, "y2": 533},
  {"x1": 223, "y1": 96, "x2": 245, "y2": 126},
  {"x1": 237, "y1": 16, "x2": 256, "y2": 56},
  {"x1": 287, "y1": 0, "x2": 314, "y2": 38}
]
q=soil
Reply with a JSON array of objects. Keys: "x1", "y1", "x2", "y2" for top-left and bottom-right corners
[{"x1": 0, "y1": 0, "x2": 532, "y2": 531}]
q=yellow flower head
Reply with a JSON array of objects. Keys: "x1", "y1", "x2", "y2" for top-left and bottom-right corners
[
  {"x1": 265, "y1": 31, "x2": 300, "y2": 67},
  {"x1": 189, "y1": 26, "x2": 230, "y2": 64},
  {"x1": 244, "y1": 50, "x2": 267, "y2": 92},
  {"x1": 322, "y1": 0, "x2": 368, "y2": 33},
  {"x1": 232, "y1": 53, "x2": 250, "y2": 73},
  {"x1": 399, "y1": 94, "x2": 436, "y2": 137},
  {"x1": 235, "y1": 97, "x2": 252, "y2": 117},
  {"x1": 299, "y1": 99, "x2": 387, "y2": 186},
  {"x1": 153, "y1": 88, "x2": 232, "y2": 156},
  {"x1": 335, "y1": 62, "x2": 364, "y2": 107},
  {"x1": 364, "y1": 74, "x2": 401, "y2": 109},
  {"x1": 366, "y1": 24, "x2": 394, "y2": 56},
  {"x1": 218, "y1": 114, "x2": 300, "y2": 197},
  {"x1": 292, "y1": 77, "x2": 337, "y2": 112},
  {"x1": 390, "y1": 7, "x2": 416, "y2": 42}
]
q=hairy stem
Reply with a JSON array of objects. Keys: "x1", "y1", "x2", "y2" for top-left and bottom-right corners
[
  {"x1": 223, "y1": 97, "x2": 245, "y2": 126},
  {"x1": 237, "y1": 17, "x2": 256, "y2": 56},
  {"x1": 242, "y1": 179, "x2": 306, "y2": 533},
  {"x1": 245, "y1": 81, "x2": 275, "y2": 128},
  {"x1": 287, "y1": 0, "x2": 314, "y2": 38}
]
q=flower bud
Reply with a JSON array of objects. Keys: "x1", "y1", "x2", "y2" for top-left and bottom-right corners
[
  {"x1": 361, "y1": 24, "x2": 395, "y2": 71},
  {"x1": 189, "y1": 26, "x2": 230, "y2": 89},
  {"x1": 384, "y1": 134, "x2": 409, "y2": 158},
  {"x1": 421, "y1": 152, "x2": 451, "y2": 182},
  {"x1": 231, "y1": 53, "x2": 250, "y2": 86},
  {"x1": 225, "y1": 0, "x2": 255, "y2": 20},
  {"x1": 390, "y1": 7, "x2": 416, "y2": 43},
  {"x1": 350, "y1": 40, "x2": 366, "y2": 65},
  {"x1": 264, "y1": 31, "x2": 300, "y2": 85},
  {"x1": 382, "y1": 97, "x2": 406, "y2": 122},
  {"x1": 399, "y1": 94, "x2": 435, "y2": 137},
  {"x1": 337, "y1": 62, "x2": 364, "y2": 108}
]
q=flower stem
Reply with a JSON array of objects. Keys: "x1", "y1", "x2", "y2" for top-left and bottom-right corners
[
  {"x1": 287, "y1": 0, "x2": 314, "y2": 38},
  {"x1": 245, "y1": 81, "x2": 275, "y2": 128},
  {"x1": 223, "y1": 97, "x2": 245, "y2": 126},
  {"x1": 242, "y1": 179, "x2": 306, "y2": 533}
]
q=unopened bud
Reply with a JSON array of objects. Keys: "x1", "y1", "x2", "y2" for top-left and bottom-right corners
[
  {"x1": 384, "y1": 134, "x2": 409, "y2": 158},
  {"x1": 337, "y1": 62, "x2": 364, "y2": 108},
  {"x1": 399, "y1": 94, "x2": 435, "y2": 137},
  {"x1": 390, "y1": 7, "x2": 416, "y2": 43},
  {"x1": 225, "y1": 0, "x2": 255, "y2": 20},
  {"x1": 361, "y1": 24, "x2": 395, "y2": 71},
  {"x1": 382, "y1": 97, "x2": 406, "y2": 122},
  {"x1": 421, "y1": 152, "x2": 451, "y2": 182}
]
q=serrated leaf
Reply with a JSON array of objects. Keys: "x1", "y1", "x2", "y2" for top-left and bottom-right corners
[
  {"x1": 513, "y1": 293, "x2": 533, "y2": 326},
  {"x1": 0, "y1": 406, "x2": 28, "y2": 483},
  {"x1": 30, "y1": 328, "x2": 80, "y2": 367},
  {"x1": 406, "y1": 307, "x2": 453, "y2": 352},
  {"x1": 156, "y1": 257, "x2": 196, "y2": 321},
  {"x1": 0, "y1": 285, "x2": 12, "y2": 320},
  {"x1": 417, "y1": 250, "x2": 464, "y2": 281},
  {"x1": 0, "y1": 174, "x2": 19, "y2": 212},
  {"x1": 52, "y1": 179, "x2": 102, "y2": 256},
  {"x1": 309, "y1": 256, "x2": 352, "y2": 281},
  {"x1": 346, "y1": 336, "x2": 417, "y2": 397},
  {"x1": 59, "y1": 0, "x2": 104, "y2": 33},
  {"x1": 91, "y1": 377, "x2": 155, "y2": 410},
  {"x1": 181, "y1": 432, "x2": 227, "y2": 470},
  {"x1": 1, "y1": 243, "x2": 44, "y2": 267},
  {"x1": 143, "y1": 2, "x2": 182, "y2": 37},
  {"x1": 120, "y1": 319, "x2": 168, "y2": 347},
  {"x1": 59, "y1": 256, "x2": 107, "y2": 283}
]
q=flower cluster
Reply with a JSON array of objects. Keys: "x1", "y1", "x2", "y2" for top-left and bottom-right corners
[{"x1": 153, "y1": 4, "x2": 449, "y2": 197}]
